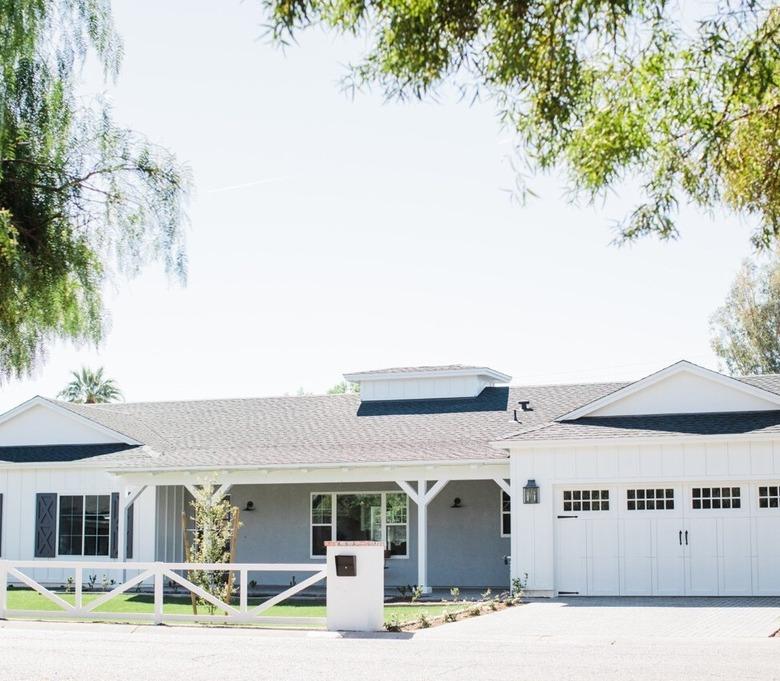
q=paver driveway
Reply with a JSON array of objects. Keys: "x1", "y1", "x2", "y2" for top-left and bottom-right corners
[
  {"x1": 417, "y1": 596, "x2": 780, "y2": 640},
  {"x1": 0, "y1": 598, "x2": 778, "y2": 681}
]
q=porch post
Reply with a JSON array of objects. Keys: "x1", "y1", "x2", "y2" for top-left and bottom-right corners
[
  {"x1": 395, "y1": 478, "x2": 449, "y2": 595},
  {"x1": 417, "y1": 479, "x2": 428, "y2": 593}
]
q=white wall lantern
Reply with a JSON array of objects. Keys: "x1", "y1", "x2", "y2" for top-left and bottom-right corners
[{"x1": 523, "y1": 479, "x2": 539, "y2": 504}]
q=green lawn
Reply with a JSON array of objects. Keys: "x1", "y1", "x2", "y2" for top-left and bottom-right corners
[{"x1": 5, "y1": 589, "x2": 451, "y2": 624}]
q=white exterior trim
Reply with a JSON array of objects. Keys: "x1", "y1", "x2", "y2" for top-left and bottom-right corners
[
  {"x1": 343, "y1": 367, "x2": 512, "y2": 383},
  {"x1": 0, "y1": 396, "x2": 140, "y2": 446},
  {"x1": 557, "y1": 361, "x2": 780, "y2": 421}
]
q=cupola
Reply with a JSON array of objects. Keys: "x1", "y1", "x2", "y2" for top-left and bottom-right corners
[{"x1": 343, "y1": 364, "x2": 511, "y2": 402}]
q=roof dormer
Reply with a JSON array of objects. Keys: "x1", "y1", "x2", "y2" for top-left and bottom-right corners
[{"x1": 343, "y1": 364, "x2": 512, "y2": 402}]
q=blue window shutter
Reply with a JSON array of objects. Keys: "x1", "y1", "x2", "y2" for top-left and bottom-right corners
[
  {"x1": 110, "y1": 492, "x2": 119, "y2": 559},
  {"x1": 125, "y1": 503, "x2": 134, "y2": 560},
  {"x1": 34, "y1": 493, "x2": 57, "y2": 557}
]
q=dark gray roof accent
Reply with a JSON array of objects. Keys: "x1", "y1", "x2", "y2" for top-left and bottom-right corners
[
  {"x1": 504, "y1": 411, "x2": 780, "y2": 442},
  {"x1": 0, "y1": 443, "x2": 145, "y2": 464}
]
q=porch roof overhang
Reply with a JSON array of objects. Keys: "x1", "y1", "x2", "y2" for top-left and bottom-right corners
[{"x1": 107, "y1": 457, "x2": 510, "y2": 486}]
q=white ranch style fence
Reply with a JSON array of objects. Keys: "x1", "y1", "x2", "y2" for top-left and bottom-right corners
[{"x1": 0, "y1": 560, "x2": 327, "y2": 627}]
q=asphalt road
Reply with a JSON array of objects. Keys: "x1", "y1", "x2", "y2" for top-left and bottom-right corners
[{"x1": 0, "y1": 613, "x2": 777, "y2": 681}]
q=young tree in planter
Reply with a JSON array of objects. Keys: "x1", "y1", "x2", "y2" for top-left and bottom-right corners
[{"x1": 186, "y1": 485, "x2": 241, "y2": 615}]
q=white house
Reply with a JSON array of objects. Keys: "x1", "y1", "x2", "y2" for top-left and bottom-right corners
[{"x1": 0, "y1": 360, "x2": 779, "y2": 597}]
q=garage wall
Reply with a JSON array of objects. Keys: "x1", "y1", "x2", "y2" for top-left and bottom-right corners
[{"x1": 509, "y1": 438, "x2": 780, "y2": 595}]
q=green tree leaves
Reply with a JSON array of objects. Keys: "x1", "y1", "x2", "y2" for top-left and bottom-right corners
[
  {"x1": 57, "y1": 366, "x2": 123, "y2": 403},
  {"x1": 263, "y1": 0, "x2": 780, "y2": 247},
  {"x1": 711, "y1": 254, "x2": 780, "y2": 375},
  {"x1": 0, "y1": 1, "x2": 188, "y2": 378}
]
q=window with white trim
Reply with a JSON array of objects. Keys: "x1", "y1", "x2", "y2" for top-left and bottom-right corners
[
  {"x1": 562, "y1": 489, "x2": 609, "y2": 512},
  {"x1": 627, "y1": 488, "x2": 674, "y2": 511},
  {"x1": 58, "y1": 494, "x2": 111, "y2": 556},
  {"x1": 691, "y1": 487, "x2": 741, "y2": 510},
  {"x1": 758, "y1": 485, "x2": 779, "y2": 509},
  {"x1": 500, "y1": 491, "x2": 511, "y2": 537},
  {"x1": 310, "y1": 492, "x2": 408, "y2": 558}
]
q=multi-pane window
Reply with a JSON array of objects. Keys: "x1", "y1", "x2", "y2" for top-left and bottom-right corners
[
  {"x1": 691, "y1": 487, "x2": 741, "y2": 510},
  {"x1": 310, "y1": 492, "x2": 409, "y2": 558},
  {"x1": 562, "y1": 490, "x2": 609, "y2": 512},
  {"x1": 758, "y1": 485, "x2": 780, "y2": 509},
  {"x1": 310, "y1": 494, "x2": 333, "y2": 558},
  {"x1": 385, "y1": 493, "x2": 408, "y2": 556},
  {"x1": 627, "y1": 488, "x2": 674, "y2": 511},
  {"x1": 58, "y1": 495, "x2": 111, "y2": 556},
  {"x1": 500, "y1": 491, "x2": 511, "y2": 537}
]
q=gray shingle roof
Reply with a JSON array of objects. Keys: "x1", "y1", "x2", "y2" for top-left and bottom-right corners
[
  {"x1": 29, "y1": 372, "x2": 780, "y2": 469},
  {"x1": 51, "y1": 382, "x2": 624, "y2": 469}
]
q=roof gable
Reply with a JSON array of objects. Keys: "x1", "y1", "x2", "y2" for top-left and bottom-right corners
[
  {"x1": 559, "y1": 361, "x2": 780, "y2": 420},
  {"x1": 0, "y1": 397, "x2": 138, "y2": 446}
]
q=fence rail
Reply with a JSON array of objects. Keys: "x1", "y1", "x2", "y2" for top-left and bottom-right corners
[{"x1": 0, "y1": 559, "x2": 327, "y2": 626}]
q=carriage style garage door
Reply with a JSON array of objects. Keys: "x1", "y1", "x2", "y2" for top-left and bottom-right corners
[{"x1": 555, "y1": 483, "x2": 780, "y2": 596}]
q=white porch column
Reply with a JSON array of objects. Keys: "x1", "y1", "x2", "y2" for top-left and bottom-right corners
[
  {"x1": 396, "y1": 478, "x2": 449, "y2": 594},
  {"x1": 417, "y1": 483, "x2": 428, "y2": 593}
]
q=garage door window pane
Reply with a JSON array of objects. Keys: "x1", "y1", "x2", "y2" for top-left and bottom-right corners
[
  {"x1": 563, "y1": 490, "x2": 609, "y2": 512},
  {"x1": 758, "y1": 485, "x2": 780, "y2": 509},
  {"x1": 627, "y1": 488, "x2": 674, "y2": 511},
  {"x1": 692, "y1": 487, "x2": 740, "y2": 510}
]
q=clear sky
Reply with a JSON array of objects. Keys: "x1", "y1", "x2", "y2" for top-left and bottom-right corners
[{"x1": 0, "y1": 0, "x2": 764, "y2": 411}]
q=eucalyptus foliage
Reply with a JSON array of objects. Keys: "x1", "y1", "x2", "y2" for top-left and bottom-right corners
[
  {"x1": 711, "y1": 253, "x2": 780, "y2": 375},
  {"x1": 0, "y1": 0, "x2": 188, "y2": 378},
  {"x1": 264, "y1": 0, "x2": 780, "y2": 246},
  {"x1": 57, "y1": 366, "x2": 122, "y2": 403}
]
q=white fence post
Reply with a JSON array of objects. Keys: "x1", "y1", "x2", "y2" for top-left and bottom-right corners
[
  {"x1": 0, "y1": 561, "x2": 7, "y2": 619},
  {"x1": 325, "y1": 541, "x2": 384, "y2": 632},
  {"x1": 74, "y1": 566, "x2": 83, "y2": 611},
  {"x1": 154, "y1": 563, "x2": 164, "y2": 625},
  {"x1": 240, "y1": 568, "x2": 248, "y2": 614}
]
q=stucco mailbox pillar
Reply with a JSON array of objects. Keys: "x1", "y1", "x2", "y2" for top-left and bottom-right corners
[{"x1": 325, "y1": 541, "x2": 384, "y2": 631}]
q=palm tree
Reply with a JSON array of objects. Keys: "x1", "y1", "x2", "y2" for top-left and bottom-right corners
[{"x1": 58, "y1": 367, "x2": 123, "y2": 404}]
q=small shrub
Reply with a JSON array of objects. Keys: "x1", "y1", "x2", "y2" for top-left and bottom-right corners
[
  {"x1": 385, "y1": 614, "x2": 402, "y2": 632},
  {"x1": 87, "y1": 574, "x2": 97, "y2": 591},
  {"x1": 449, "y1": 587, "x2": 460, "y2": 602},
  {"x1": 480, "y1": 588, "x2": 492, "y2": 602},
  {"x1": 410, "y1": 585, "x2": 424, "y2": 603},
  {"x1": 396, "y1": 585, "x2": 411, "y2": 599},
  {"x1": 65, "y1": 576, "x2": 74, "y2": 594},
  {"x1": 489, "y1": 599, "x2": 498, "y2": 611},
  {"x1": 418, "y1": 612, "x2": 431, "y2": 629},
  {"x1": 443, "y1": 609, "x2": 457, "y2": 623},
  {"x1": 469, "y1": 605, "x2": 482, "y2": 617}
]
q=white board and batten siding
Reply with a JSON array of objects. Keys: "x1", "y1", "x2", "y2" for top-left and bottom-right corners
[
  {"x1": 0, "y1": 467, "x2": 156, "y2": 584},
  {"x1": 509, "y1": 438, "x2": 780, "y2": 597}
]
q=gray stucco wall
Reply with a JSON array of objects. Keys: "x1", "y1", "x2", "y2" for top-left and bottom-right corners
[{"x1": 157, "y1": 480, "x2": 509, "y2": 589}]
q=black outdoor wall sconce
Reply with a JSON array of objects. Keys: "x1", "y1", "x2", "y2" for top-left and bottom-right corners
[{"x1": 523, "y1": 479, "x2": 540, "y2": 504}]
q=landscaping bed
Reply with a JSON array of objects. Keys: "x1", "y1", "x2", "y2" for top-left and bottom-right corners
[{"x1": 384, "y1": 590, "x2": 524, "y2": 632}]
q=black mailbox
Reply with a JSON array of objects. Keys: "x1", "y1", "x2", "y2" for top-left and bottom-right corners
[{"x1": 335, "y1": 554, "x2": 356, "y2": 577}]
